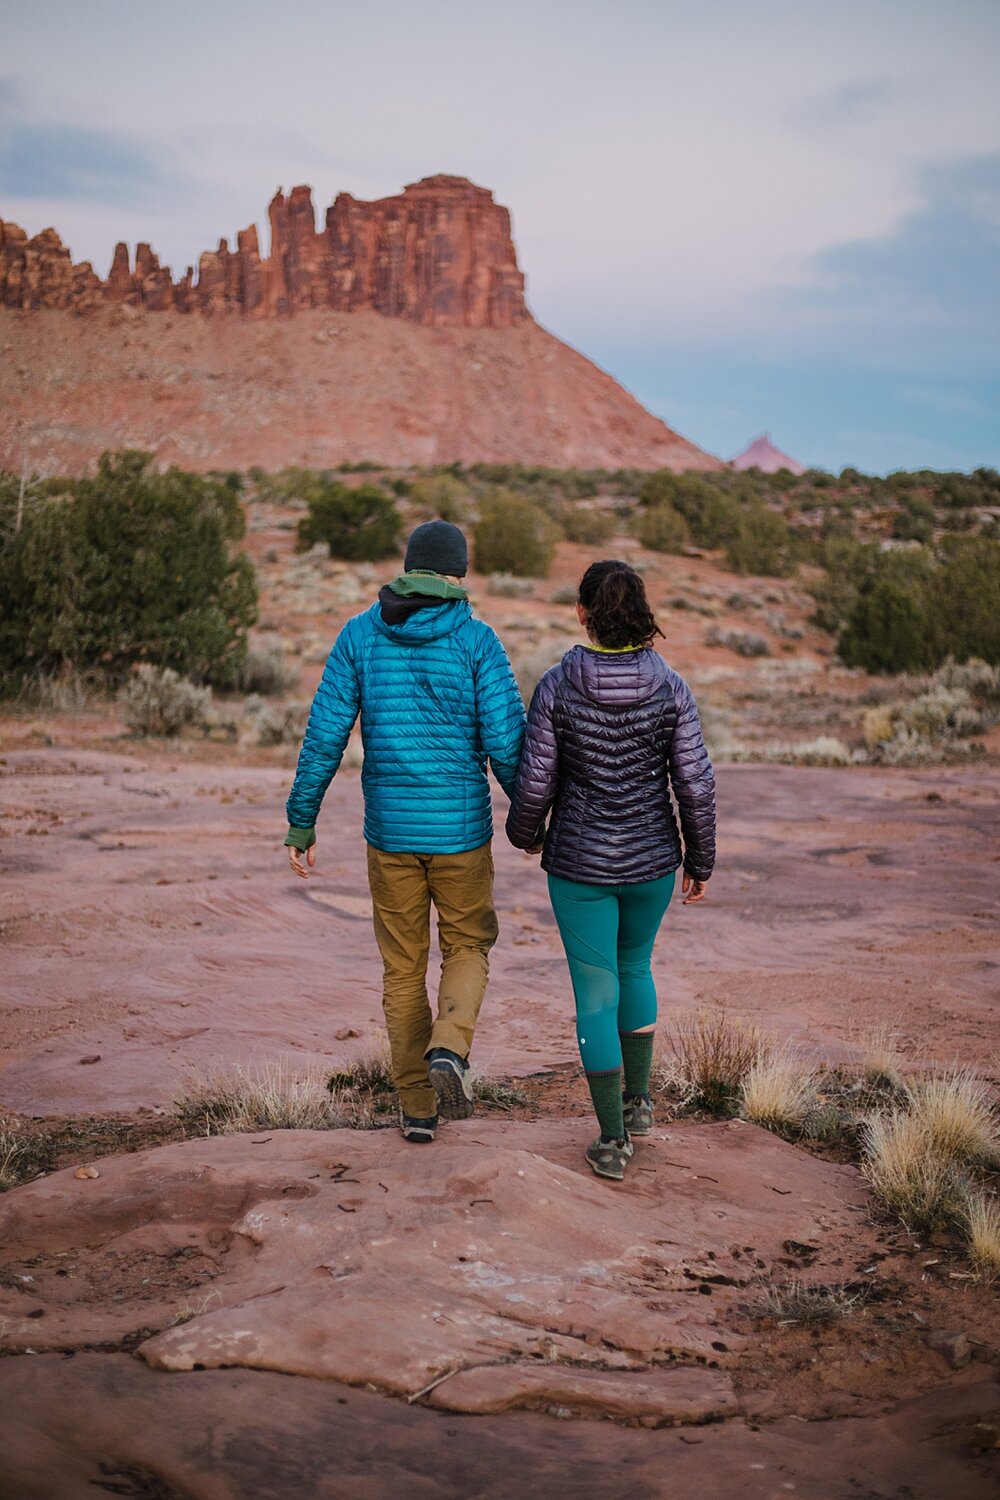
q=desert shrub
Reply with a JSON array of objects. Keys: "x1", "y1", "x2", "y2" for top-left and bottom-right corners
[
  {"x1": 926, "y1": 536, "x2": 1000, "y2": 666},
  {"x1": 634, "y1": 503, "x2": 690, "y2": 554},
  {"x1": 0, "y1": 451, "x2": 257, "y2": 691},
  {"x1": 242, "y1": 696, "x2": 309, "y2": 747},
  {"x1": 297, "y1": 481, "x2": 402, "y2": 562},
  {"x1": 550, "y1": 584, "x2": 579, "y2": 606},
  {"x1": 891, "y1": 495, "x2": 935, "y2": 544},
  {"x1": 638, "y1": 472, "x2": 740, "y2": 549},
  {"x1": 766, "y1": 736, "x2": 853, "y2": 766},
  {"x1": 473, "y1": 489, "x2": 559, "y2": 577},
  {"x1": 119, "y1": 665, "x2": 212, "y2": 737},
  {"x1": 228, "y1": 640, "x2": 297, "y2": 696},
  {"x1": 930, "y1": 657, "x2": 1000, "y2": 707},
  {"x1": 514, "y1": 638, "x2": 578, "y2": 706},
  {"x1": 862, "y1": 1112, "x2": 967, "y2": 1231},
  {"x1": 408, "y1": 473, "x2": 469, "y2": 523},
  {"x1": 809, "y1": 536, "x2": 868, "y2": 632},
  {"x1": 839, "y1": 575, "x2": 931, "y2": 674},
  {"x1": 666, "y1": 1010, "x2": 766, "y2": 1115},
  {"x1": 488, "y1": 573, "x2": 535, "y2": 598},
  {"x1": 896, "y1": 686, "x2": 983, "y2": 740},
  {"x1": 559, "y1": 505, "x2": 617, "y2": 546},
  {"x1": 724, "y1": 505, "x2": 796, "y2": 577},
  {"x1": 707, "y1": 627, "x2": 770, "y2": 658}
]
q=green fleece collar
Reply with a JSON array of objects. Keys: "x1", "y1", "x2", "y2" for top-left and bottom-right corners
[{"x1": 389, "y1": 570, "x2": 469, "y2": 601}]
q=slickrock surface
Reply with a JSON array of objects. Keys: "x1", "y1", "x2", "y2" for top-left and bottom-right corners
[
  {"x1": 0, "y1": 1118, "x2": 867, "y2": 1395},
  {"x1": 0, "y1": 174, "x2": 721, "y2": 471},
  {"x1": 2, "y1": 1354, "x2": 998, "y2": 1499},
  {"x1": 0, "y1": 753, "x2": 996, "y2": 1116}
]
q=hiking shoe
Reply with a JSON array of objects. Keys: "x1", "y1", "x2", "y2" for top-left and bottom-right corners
[
  {"x1": 427, "y1": 1048, "x2": 475, "y2": 1120},
  {"x1": 400, "y1": 1114, "x2": 437, "y2": 1144},
  {"x1": 622, "y1": 1094, "x2": 654, "y2": 1137},
  {"x1": 585, "y1": 1133, "x2": 634, "y2": 1182}
]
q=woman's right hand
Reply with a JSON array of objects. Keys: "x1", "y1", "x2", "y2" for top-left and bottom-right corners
[{"x1": 681, "y1": 872, "x2": 708, "y2": 905}]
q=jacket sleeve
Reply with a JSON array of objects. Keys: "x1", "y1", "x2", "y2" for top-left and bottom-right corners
[
  {"x1": 285, "y1": 620, "x2": 361, "y2": 830},
  {"x1": 668, "y1": 676, "x2": 716, "y2": 881},
  {"x1": 474, "y1": 626, "x2": 526, "y2": 799},
  {"x1": 505, "y1": 669, "x2": 560, "y2": 848}
]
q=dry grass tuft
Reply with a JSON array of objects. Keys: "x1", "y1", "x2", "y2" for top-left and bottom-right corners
[
  {"x1": 176, "y1": 1060, "x2": 351, "y2": 1134},
  {"x1": 472, "y1": 1076, "x2": 528, "y2": 1111},
  {"x1": 965, "y1": 1193, "x2": 1000, "y2": 1281},
  {"x1": 857, "y1": 1024, "x2": 906, "y2": 1091},
  {"x1": 754, "y1": 1278, "x2": 865, "y2": 1326},
  {"x1": 666, "y1": 1010, "x2": 767, "y2": 1115},
  {"x1": 905, "y1": 1068, "x2": 1000, "y2": 1166},
  {"x1": 328, "y1": 1037, "x2": 395, "y2": 1097},
  {"x1": 740, "y1": 1048, "x2": 817, "y2": 1135},
  {"x1": 862, "y1": 1111, "x2": 967, "y2": 1232},
  {"x1": 0, "y1": 1119, "x2": 55, "y2": 1191}
]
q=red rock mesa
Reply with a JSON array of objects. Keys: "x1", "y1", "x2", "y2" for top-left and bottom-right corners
[{"x1": 0, "y1": 175, "x2": 721, "y2": 472}]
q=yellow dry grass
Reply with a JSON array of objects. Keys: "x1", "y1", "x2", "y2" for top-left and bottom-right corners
[
  {"x1": 740, "y1": 1050, "x2": 815, "y2": 1128},
  {"x1": 740, "y1": 1048, "x2": 816, "y2": 1134},
  {"x1": 175, "y1": 1058, "x2": 368, "y2": 1134},
  {"x1": 905, "y1": 1068, "x2": 1000, "y2": 1166},
  {"x1": 862, "y1": 1110, "x2": 966, "y2": 1231},
  {"x1": 965, "y1": 1193, "x2": 1000, "y2": 1281},
  {"x1": 857, "y1": 1023, "x2": 906, "y2": 1090}
]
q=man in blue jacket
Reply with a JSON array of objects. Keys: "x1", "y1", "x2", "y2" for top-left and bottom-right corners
[{"x1": 284, "y1": 520, "x2": 526, "y2": 1143}]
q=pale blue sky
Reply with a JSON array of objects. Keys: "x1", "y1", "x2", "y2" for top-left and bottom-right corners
[{"x1": 2, "y1": 0, "x2": 998, "y2": 471}]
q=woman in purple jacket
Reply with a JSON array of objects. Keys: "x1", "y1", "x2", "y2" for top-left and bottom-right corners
[{"x1": 506, "y1": 560, "x2": 716, "y2": 1182}]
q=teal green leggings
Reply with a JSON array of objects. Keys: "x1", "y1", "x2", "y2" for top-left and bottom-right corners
[{"x1": 547, "y1": 871, "x2": 676, "y2": 1075}]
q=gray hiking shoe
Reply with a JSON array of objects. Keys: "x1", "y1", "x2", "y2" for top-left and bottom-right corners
[
  {"x1": 585, "y1": 1133, "x2": 634, "y2": 1182},
  {"x1": 427, "y1": 1048, "x2": 475, "y2": 1120},
  {"x1": 400, "y1": 1113, "x2": 437, "y2": 1143},
  {"x1": 622, "y1": 1095, "x2": 654, "y2": 1137}
]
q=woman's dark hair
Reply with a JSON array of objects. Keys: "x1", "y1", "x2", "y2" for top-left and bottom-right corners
[{"x1": 577, "y1": 560, "x2": 663, "y2": 650}]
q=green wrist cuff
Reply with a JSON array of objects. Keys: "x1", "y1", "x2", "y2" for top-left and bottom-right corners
[{"x1": 284, "y1": 826, "x2": 316, "y2": 851}]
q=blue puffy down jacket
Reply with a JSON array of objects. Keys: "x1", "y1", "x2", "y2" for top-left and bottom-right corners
[{"x1": 285, "y1": 599, "x2": 526, "y2": 853}]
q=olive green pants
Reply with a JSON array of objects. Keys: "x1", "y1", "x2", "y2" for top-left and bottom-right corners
[{"x1": 366, "y1": 841, "x2": 499, "y2": 1117}]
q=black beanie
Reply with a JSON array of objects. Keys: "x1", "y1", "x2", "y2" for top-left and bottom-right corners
[{"x1": 405, "y1": 520, "x2": 468, "y2": 577}]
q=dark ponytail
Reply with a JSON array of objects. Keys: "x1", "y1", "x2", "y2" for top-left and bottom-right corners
[{"x1": 578, "y1": 559, "x2": 663, "y2": 650}]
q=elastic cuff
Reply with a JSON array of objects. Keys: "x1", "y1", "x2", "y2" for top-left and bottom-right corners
[{"x1": 284, "y1": 825, "x2": 316, "y2": 851}]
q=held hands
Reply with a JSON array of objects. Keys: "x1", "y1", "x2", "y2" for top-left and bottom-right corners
[
  {"x1": 288, "y1": 843, "x2": 317, "y2": 880},
  {"x1": 682, "y1": 872, "x2": 708, "y2": 905}
]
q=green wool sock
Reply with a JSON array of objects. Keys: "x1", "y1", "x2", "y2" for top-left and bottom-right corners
[
  {"x1": 586, "y1": 1070, "x2": 625, "y2": 1141},
  {"x1": 620, "y1": 1031, "x2": 654, "y2": 1100}
]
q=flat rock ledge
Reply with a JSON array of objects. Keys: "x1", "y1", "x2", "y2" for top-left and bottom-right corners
[{"x1": 0, "y1": 1117, "x2": 866, "y2": 1418}]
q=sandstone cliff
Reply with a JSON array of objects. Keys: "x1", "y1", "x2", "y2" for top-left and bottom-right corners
[
  {"x1": 0, "y1": 175, "x2": 720, "y2": 472},
  {"x1": 0, "y1": 175, "x2": 528, "y2": 329}
]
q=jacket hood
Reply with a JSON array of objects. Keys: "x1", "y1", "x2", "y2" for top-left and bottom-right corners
[
  {"x1": 370, "y1": 597, "x2": 472, "y2": 644},
  {"x1": 562, "y1": 643, "x2": 667, "y2": 706}
]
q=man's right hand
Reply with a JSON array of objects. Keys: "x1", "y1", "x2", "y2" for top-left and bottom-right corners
[{"x1": 288, "y1": 843, "x2": 317, "y2": 880}]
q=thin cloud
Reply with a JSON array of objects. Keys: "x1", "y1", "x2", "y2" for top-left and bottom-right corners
[{"x1": 0, "y1": 122, "x2": 165, "y2": 205}]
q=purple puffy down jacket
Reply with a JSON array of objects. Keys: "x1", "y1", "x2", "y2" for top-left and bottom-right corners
[{"x1": 505, "y1": 644, "x2": 716, "y2": 885}]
